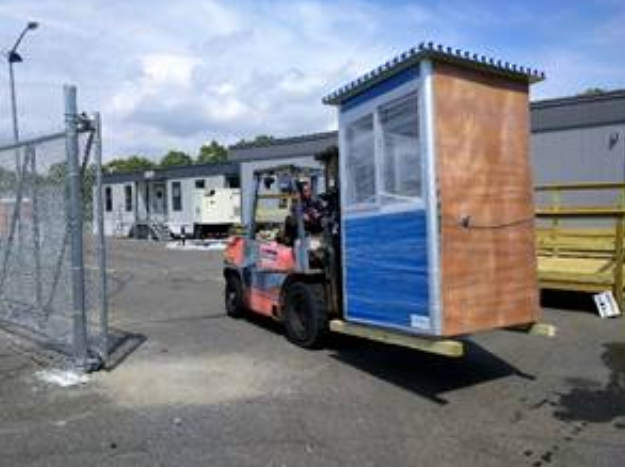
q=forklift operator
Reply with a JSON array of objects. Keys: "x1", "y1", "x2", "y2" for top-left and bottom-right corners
[
  {"x1": 298, "y1": 181, "x2": 325, "y2": 233},
  {"x1": 283, "y1": 180, "x2": 325, "y2": 244}
]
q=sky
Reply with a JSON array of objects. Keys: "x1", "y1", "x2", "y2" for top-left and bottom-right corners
[{"x1": 0, "y1": 0, "x2": 624, "y2": 160}]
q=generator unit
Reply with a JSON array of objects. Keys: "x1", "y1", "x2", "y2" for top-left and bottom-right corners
[{"x1": 193, "y1": 187, "x2": 241, "y2": 238}]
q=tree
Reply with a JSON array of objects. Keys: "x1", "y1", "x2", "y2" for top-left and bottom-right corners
[
  {"x1": 197, "y1": 140, "x2": 228, "y2": 164},
  {"x1": 159, "y1": 150, "x2": 193, "y2": 168},
  {"x1": 104, "y1": 156, "x2": 155, "y2": 173},
  {"x1": 251, "y1": 134, "x2": 275, "y2": 145},
  {"x1": 234, "y1": 134, "x2": 275, "y2": 147},
  {"x1": 48, "y1": 161, "x2": 68, "y2": 181},
  {"x1": 578, "y1": 87, "x2": 607, "y2": 97}
]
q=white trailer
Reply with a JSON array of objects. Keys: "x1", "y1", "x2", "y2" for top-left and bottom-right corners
[{"x1": 100, "y1": 162, "x2": 240, "y2": 240}]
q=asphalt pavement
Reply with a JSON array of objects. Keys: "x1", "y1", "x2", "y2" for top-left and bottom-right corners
[{"x1": 0, "y1": 239, "x2": 623, "y2": 466}]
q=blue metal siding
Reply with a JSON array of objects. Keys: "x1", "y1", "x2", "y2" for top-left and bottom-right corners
[
  {"x1": 343, "y1": 209, "x2": 430, "y2": 331},
  {"x1": 340, "y1": 66, "x2": 419, "y2": 113}
]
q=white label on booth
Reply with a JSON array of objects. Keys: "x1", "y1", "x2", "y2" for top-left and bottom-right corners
[{"x1": 410, "y1": 314, "x2": 431, "y2": 330}]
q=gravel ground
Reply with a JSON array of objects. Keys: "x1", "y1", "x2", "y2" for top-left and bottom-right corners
[{"x1": 0, "y1": 238, "x2": 623, "y2": 466}]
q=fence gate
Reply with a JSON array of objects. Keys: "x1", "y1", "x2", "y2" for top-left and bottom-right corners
[{"x1": 0, "y1": 85, "x2": 108, "y2": 371}]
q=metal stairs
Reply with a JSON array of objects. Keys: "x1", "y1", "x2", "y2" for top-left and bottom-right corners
[
  {"x1": 149, "y1": 222, "x2": 171, "y2": 241},
  {"x1": 130, "y1": 221, "x2": 171, "y2": 241}
]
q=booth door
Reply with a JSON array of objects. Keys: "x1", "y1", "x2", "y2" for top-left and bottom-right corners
[{"x1": 341, "y1": 91, "x2": 432, "y2": 333}]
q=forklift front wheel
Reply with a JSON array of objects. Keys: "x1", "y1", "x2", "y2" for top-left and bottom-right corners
[
  {"x1": 225, "y1": 274, "x2": 245, "y2": 319},
  {"x1": 283, "y1": 282, "x2": 328, "y2": 349}
]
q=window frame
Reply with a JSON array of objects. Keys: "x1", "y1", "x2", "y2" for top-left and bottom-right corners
[
  {"x1": 171, "y1": 181, "x2": 183, "y2": 212},
  {"x1": 105, "y1": 186, "x2": 113, "y2": 212},
  {"x1": 344, "y1": 113, "x2": 377, "y2": 207},
  {"x1": 378, "y1": 92, "x2": 422, "y2": 203},
  {"x1": 339, "y1": 77, "x2": 425, "y2": 216},
  {"x1": 124, "y1": 184, "x2": 133, "y2": 212}
]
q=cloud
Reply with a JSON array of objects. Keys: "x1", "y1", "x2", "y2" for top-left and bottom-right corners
[{"x1": 0, "y1": 0, "x2": 624, "y2": 160}]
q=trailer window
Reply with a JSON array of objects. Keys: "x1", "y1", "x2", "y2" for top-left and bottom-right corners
[
  {"x1": 105, "y1": 187, "x2": 112, "y2": 212},
  {"x1": 379, "y1": 93, "x2": 421, "y2": 203},
  {"x1": 124, "y1": 185, "x2": 133, "y2": 212},
  {"x1": 345, "y1": 114, "x2": 375, "y2": 206},
  {"x1": 195, "y1": 179, "x2": 205, "y2": 189},
  {"x1": 227, "y1": 176, "x2": 240, "y2": 189},
  {"x1": 172, "y1": 181, "x2": 182, "y2": 211}
]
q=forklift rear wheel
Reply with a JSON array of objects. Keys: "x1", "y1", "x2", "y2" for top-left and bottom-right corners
[
  {"x1": 225, "y1": 275, "x2": 245, "y2": 318},
  {"x1": 283, "y1": 282, "x2": 328, "y2": 348}
]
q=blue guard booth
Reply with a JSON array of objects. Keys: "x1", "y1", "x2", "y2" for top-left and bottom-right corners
[
  {"x1": 330, "y1": 62, "x2": 434, "y2": 334},
  {"x1": 323, "y1": 42, "x2": 544, "y2": 337}
]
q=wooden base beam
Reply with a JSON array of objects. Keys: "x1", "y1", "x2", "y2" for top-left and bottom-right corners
[
  {"x1": 329, "y1": 320, "x2": 464, "y2": 358},
  {"x1": 506, "y1": 322, "x2": 557, "y2": 337}
]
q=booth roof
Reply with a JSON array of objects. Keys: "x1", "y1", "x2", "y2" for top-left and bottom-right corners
[{"x1": 322, "y1": 41, "x2": 545, "y2": 106}]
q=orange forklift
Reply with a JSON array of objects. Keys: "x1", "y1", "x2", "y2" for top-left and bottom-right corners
[{"x1": 224, "y1": 151, "x2": 342, "y2": 348}]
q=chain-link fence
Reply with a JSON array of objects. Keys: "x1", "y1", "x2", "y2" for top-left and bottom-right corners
[{"x1": 0, "y1": 86, "x2": 108, "y2": 371}]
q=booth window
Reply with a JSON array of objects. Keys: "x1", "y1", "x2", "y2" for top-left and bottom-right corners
[
  {"x1": 379, "y1": 93, "x2": 421, "y2": 203},
  {"x1": 124, "y1": 185, "x2": 133, "y2": 212},
  {"x1": 345, "y1": 115, "x2": 375, "y2": 205},
  {"x1": 172, "y1": 182, "x2": 182, "y2": 211},
  {"x1": 105, "y1": 187, "x2": 112, "y2": 212},
  {"x1": 343, "y1": 89, "x2": 422, "y2": 212}
]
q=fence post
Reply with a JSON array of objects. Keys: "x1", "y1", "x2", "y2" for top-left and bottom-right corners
[
  {"x1": 28, "y1": 145, "x2": 43, "y2": 310},
  {"x1": 65, "y1": 85, "x2": 89, "y2": 370},
  {"x1": 93, "y1": 112, "x2": 109, "y2": 364}
]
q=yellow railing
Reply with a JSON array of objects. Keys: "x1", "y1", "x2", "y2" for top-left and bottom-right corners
[{"x1": 535, "y1": 182, "x2": 625, "y2": 309}]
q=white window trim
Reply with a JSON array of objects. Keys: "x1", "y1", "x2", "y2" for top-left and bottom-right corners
[{"x1": 340, "y1": 78, "x2": 424, "y2": 218}]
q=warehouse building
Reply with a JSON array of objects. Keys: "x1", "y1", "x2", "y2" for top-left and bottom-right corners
[
  {"x1": 101, "y1": 162, "x2": 240, "y2": 238},
  {"x1": 531, "y1": 89, "x2": 625, "y2": 207},
  {"x1": 531, "y1": 89, "x2": 625, "y2": 184}
]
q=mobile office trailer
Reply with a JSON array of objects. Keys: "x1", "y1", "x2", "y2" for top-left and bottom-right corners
[
  {"x1": 101, "y1": 162, "x2": 240, "y2": 239},
  {"x1": 323, "y1": 42, "x2": 544, "y2": 337}
]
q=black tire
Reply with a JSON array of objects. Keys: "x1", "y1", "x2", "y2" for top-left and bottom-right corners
[
  {"x1": 225, "y1": 274, "x2": 245, "y2": 318},
  {"x1": 283, "y1": 282, "x2": 328, "y2": 348}
]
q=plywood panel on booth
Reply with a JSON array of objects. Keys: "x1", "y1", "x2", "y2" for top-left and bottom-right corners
[{"x1": 433, "y1": 61, "x2": 540, "y2": 336}]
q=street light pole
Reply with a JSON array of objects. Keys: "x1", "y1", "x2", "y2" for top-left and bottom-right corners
[
  {"x1": 5, "y1": 21, "x2": 38, "y2": 145},
  {"x1": 5, "y1": 21, "x2": 38, "y2": 251},
  {"x1": 8, "y1": 58, "x2": 19, "y2": 143}
]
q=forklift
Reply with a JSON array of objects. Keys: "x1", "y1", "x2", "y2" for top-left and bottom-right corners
[{"x1": 223, "y1": 148, "x2": 343, "y2": 349}]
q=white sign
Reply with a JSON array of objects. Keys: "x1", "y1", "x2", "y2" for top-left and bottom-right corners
[
  {"x1": 593, "y1": 291, "x2": 622, "y2": 318},
  {"x1": 410, "y1": 314, "x2": 431, "y2": 330}
]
